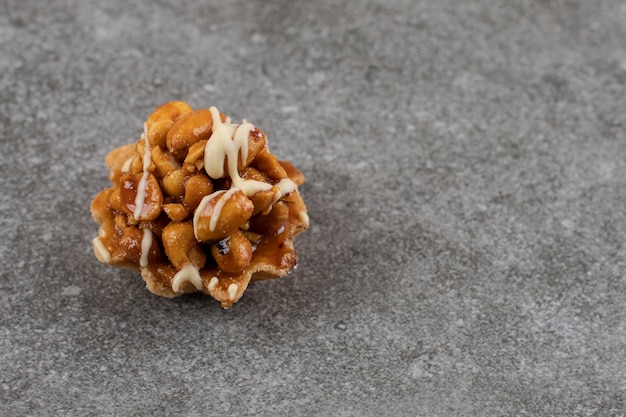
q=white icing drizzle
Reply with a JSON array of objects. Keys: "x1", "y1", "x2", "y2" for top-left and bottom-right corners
[
  {"x1": 204, "y1": 106, "x2": 272, "y2": 197},
  {"x1": 93, "y1": 237, "x2": 112, "y2": 263},
  {"x1": 172, "y1": 264, "x2": 203, "y2": 292},
  {"x1": 208, "y1": 276, "x2": 219, "y2": 291},
  {"x1": 133, "y1": 123, "x2": 152, "y2": 220},
  {"x1": 276, "y1": 178, "x2": 297, "y2": 197},
  {"x1": 227, "y1": 283, "x2": 238, "y2": 300},
  {"x1": 269, "y1": 177, "x2": 298, "y2": 207},
  {"x1": 139, "y1": 228, "x2": 153, "y2": 267}
]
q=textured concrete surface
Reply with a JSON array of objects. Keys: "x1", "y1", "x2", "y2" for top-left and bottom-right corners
[{"x1": 1, "y1": 0, "x2": 626, "y2": 415}]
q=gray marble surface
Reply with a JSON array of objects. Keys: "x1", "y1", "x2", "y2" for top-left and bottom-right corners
[{"x1": 1, "y1": 0, "x2": 625, "y2": 415}]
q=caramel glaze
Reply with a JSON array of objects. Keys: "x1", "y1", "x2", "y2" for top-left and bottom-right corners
[
  {"x1": 138, "y1": 185, "x2": 305, "y2": 305},
  {"x1": 91, "y1": 102, "x2": 309, "y2": 308}
]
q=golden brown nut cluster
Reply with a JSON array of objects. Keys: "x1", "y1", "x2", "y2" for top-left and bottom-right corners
[{"x1": 91, "y1": 101, "x2": 309, "y2": 308}]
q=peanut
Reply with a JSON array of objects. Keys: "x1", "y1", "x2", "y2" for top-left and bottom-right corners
[
  {"x1": 163, "y1": 203, "x2": 190, "y2": 222},
  {"x1": 114, "y1": 213, "x2": 128, "y2": 231},
  {"x1": 145, "y1": 101, "x2": 193, "y2": 148},
  {"x1": 278, "y1": 159, "x2": 306, "y2": 185},
  {"x1": 91, "y1": 189, "x2": 114, "y2": 223},
  {"x1": 128, "y1": 155, "x2": 144, "y2": 175},
  {"x1": 211, "y1": 230, "x2": 252, "y2": 275},
  {"x1": 166, "y1": 108, "x2": 218, "y2": 155},
  {"x1": 118, "y1": 226, "x2": 144, "y2": 262},
  {"x1": 183, "y1": 173, "x2": 214, "y2": 211},
  {"x1": 194, "y1": 189, "x2": 254, "y2": 242},
  {"x1": 151, "y1": 146, "x2": 180, "y2": 179},
  {"x1": 184, "y1": 140, "x2": 208, "y2": 167},
  {"x1": 240, "y1": 167, "x2": 275, "y2": 215},
  {"x1": 115, "y1": 225, "x2": 162, "y2": 265},
  {"x1": 249, "y1": 201, "x2": 289, "y2": 235},
  {"x1": 162, "y1": 221, "x2": 206, "y2": 270},
  {"x1": 250, "y1": 188, "x2": 278, "y2": 216},
  {"x1": 108, "y1": 187, "x2": 125, "y2": 213},
  {"x1": 118, "y1": 172, "x2": 163, "y2": 221},
  {"x1": 239, "y1": 127, "x2": 267, "y2": 169},
  {"x1": 162, "y1": 168, "x2": 190, "y2": 198},
  {"x1": 241, "y1": 166, "x2": 270, "y2": 183},
  {"x1": 251, "y1": 147, "x2": 288, "y2": 181}
]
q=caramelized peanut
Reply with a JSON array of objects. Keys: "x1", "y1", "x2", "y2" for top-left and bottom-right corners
[
  {"x1": 240, "y1": 127, "x2": 267, "y2": 168},
  {"x1": 166, "y1": 109, "x2": 215, "y2": 155},
  {"x1": 101, "y1": 224, "x2": 161, "y2": 265},
  {"x1": 118, "y1": 226, "x2": 144, "y2": 262},
  {"x1": 114, "y1": 213, "x2": 128, "y2": 231},
  {"x1": 162, "y1": 168, "x2": 190, "y2": 198},
  {"x1": 194, "y1": 189, "x2": 254, "y2": 242},
  {"x1": 162, "y1": 221, "x2": 206, "y2": 270},
  {"x1": 184, "y1": 140, "x2": 208, "y2": 167},
  {"x1": 151, "y1": 146, "x2": 180, "y2": 179},
  {"x1": 240, "y1": 167, "x2": 276, "y2": 215},
  {"x1": 249, "y1": 201, "x2": 289, "y2": 235},
  {"x1": 118, "y1": 172, "x2": 163, "y2": 221},
  {"x1": 94, "y1": 219, "x2": 118, "y2": 262},
  {"x1": 252, "y1": 148, "x2": 288, "y2": 181},
  {"x1": 241, "y1": 166, "x2": 270, "y2": 183},
  {"x1": 128, "y1": 155, "x2": 144, "y2": 175},
  {"x1": 211, "y1": 230, "x2": 252, "y2": 274},
  {"x1": 163, "y1": 203, "x2": 190, "y2": 222},
  {"x1": 250, "y1": 188, "x2": 278, "y2": 216},
  {"x1": 108, "y1": 187, "x2": 125, "y2": 213},
  {"x1": 279, "y1": 159, "x2": 306, "y2": 185},
  {"x1": 91, "y1": 189, "x2": 114, "y2": 223},
  {"x1": 183, "y1": 173, "x2": 214, "y2": 211},
  {"x1": 145, "y1": 101, "x2": 193, "y2": 148}
]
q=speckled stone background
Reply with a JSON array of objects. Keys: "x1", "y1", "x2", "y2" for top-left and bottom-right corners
[{"x1": 1, "y1": 0, "x2": 625, "y2": 415}]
